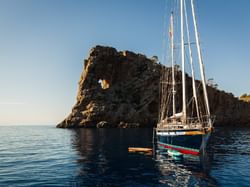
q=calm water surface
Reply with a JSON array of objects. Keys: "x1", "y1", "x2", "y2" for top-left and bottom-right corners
[{"x1": 0, "y1": 125, "x2": 250, "y2": 186}]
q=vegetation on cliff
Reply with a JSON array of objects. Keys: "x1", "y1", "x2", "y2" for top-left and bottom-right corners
[{"x1": 240, "y1": 94, "x2": 250, "y2": 102}]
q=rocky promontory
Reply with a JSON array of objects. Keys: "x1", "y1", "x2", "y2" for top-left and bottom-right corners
[{"x1": 57, "y1": 46, "x2": 250, "y2": 128}]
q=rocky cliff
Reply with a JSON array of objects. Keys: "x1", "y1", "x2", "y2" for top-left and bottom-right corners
[{"x1": 57, "y1": 46, "x2": 250, "y2": 128}]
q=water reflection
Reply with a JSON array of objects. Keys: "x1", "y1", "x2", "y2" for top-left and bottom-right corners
[
  {"x1": 154, "y1": 147, "x2": 218, "y2": 186},
  {"x1": 70, "y1": 128, "x2": 218, "y2": 186},
  {"x1": 70, "y1": 128, "x2": 158, "y2": 186}
]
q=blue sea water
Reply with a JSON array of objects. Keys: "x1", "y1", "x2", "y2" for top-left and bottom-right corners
[{"x1": 0, "y1": 125, "x2": 250, "y2": 186}]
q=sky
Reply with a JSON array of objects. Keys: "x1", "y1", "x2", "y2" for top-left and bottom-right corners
[{"x1": 0, "y1": 0, "x2": 249, "y2": 125}]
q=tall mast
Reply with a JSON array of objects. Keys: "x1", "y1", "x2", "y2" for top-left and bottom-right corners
[
  {"x1": 184, "y1": 0, "x2": 200, "y2": 121},
  {"x1": 191, "y1": 0, "x2": 211, "y2": 119},
  {"x1": 170, "y1": 12, "x2": 176, "y2": 116},
  {"x1": 180, "y1": 0, "x2": 186, "y2": 121}
]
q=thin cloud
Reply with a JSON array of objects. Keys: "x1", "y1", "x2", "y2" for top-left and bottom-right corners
[{"x1": 0, "y1": 102, "x2": 25, "y2": 105}]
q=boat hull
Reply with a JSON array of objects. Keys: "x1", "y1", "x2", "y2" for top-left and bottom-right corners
[{"x1": 156, "y1": 129, "x2": 211, "y2": 156}]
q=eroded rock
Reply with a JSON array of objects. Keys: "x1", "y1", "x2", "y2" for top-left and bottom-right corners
[{"x1": 57, "y1": 45, "x2": 250, "y2": 128}]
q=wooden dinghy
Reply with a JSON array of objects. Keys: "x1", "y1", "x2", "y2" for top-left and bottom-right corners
[{"x1": 128, "y1": 147, "x2": 152, "y2": 153}]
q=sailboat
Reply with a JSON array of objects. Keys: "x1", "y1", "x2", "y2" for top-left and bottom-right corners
[{"x1": 155, "y1": 0, "x2": 215, "y2": 156}]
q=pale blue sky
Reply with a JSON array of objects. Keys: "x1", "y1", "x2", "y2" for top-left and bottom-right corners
[{"x1": 0, "y1": 0, "x2": 249, "y2": 125}]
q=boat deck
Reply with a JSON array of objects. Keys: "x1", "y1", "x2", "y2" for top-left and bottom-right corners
[{"x1": 157, "y1": 115, "x2": 215, "y2": 132}]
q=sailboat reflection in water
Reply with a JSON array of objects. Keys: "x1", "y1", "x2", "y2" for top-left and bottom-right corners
[
  {"x1": 155, "y1": 0, "x2": 215, "y2": 156},
  {"x1": 154, "y1": 147, "x2": 217, "y2": 186}
]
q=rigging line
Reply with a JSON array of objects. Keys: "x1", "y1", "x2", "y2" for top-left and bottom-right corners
[
  {"x1": 158, "y1": 67, "x2": 163, "y2": 122},
  {"x1": 191, "y1": 0, "x2": 211, "y2": 121},
  {"x1": 187, "y1": 96, "x2": 194, "y2": 109},
  {"x1": 180, "y1": 0, "x2": 187, "y2": 122},
  {"x1": 196, "y1": 82, "x2": 204, "y2": 118},
  {"x1": 183, "y1": 47, "x2": 199, "y2": 111},
  {"x1": 160, "y1": 68, "x2": 169, "y2": 120},
  {"x1": 191, "y1": 100, "x2": 195, "y2": 118},
  {"x1": 197, "y1": 94, "x2": 205, "y2": 119},
  {"x1": 184, "y1": 0, "x2": 200, "y2": 121},
  {"x1": 170, "y1": 12, "x2": 176, "y2": 116},
  {"x1": 161, "y1": 0, "x2": 169, "y2": 66},
  {"x1": 159, "y1": 73, "x2": 162, "y2": 120},
  {"x1": 160, "y1": 72, "x2": 165, "y2": 120},
  {"x1": 166, "y1": 69, "x2": 172, "y2": 117}
]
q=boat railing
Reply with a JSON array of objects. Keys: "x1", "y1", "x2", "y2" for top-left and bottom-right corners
[{"x1": 157, "y1": 115, "x2": 215, "y2": 130}]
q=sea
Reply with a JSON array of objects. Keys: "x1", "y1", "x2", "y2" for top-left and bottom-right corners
[{"x1": 0, "y1": 125, "x2": 250, "y2": 187}]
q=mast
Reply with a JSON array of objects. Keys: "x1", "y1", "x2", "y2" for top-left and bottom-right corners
[
  {"x1": 170, "y1": 12, "x2": 176, "y2": 116},
  {"x1": 180, "y1": 0, "x2": 186, "y2": 122},
  {"x1": 191, "y1": 0, "x2": 211, "y2": 119},
  {"x1": 184, "y1": 0, "x2": 200, "y2": 121}
]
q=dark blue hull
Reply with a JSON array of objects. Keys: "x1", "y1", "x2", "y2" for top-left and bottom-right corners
[{"x1": 156, "y1": 130, "x2": 211, "y2": 155}]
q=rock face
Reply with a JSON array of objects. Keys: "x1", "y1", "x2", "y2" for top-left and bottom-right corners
[{"x1": 57, "y1": 45, "x2": 250, "y2": 128}]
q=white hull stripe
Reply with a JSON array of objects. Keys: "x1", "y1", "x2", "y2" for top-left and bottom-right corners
[{"x1": 156, "y1": 131, "x2": 186, "y2": 136}]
